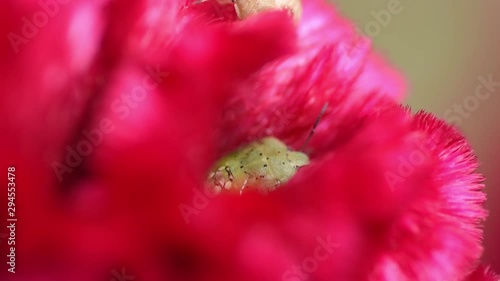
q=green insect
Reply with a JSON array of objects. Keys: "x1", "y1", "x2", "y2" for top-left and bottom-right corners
[{"x1": 207, "y1": 104, "x2": 328, "y2": 193}]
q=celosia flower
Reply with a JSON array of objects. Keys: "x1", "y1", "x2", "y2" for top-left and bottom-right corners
[
  {"x1": 0, "y1": 0, "x2": 496, "y2": 281},
  {"x1": 464, "y1": 266, "x2": 500, "y2": 281}
]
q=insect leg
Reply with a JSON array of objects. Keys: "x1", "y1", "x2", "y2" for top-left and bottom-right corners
[
  {"x1": 240, "y1": 171, "x2": 252, "y2": 195},
  {"x1": 225, "y1": 166, "x2": 234, "y2": 181},
  {"x1": 240, "y1": 178, "x2": 249, "y2": 195},
  {"x1": 300, "y1": 102, "x2": 329, "y2": 151}
]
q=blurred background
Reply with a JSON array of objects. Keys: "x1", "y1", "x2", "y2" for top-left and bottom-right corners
[{"x1": 333, "y1": 0, "x2": 500, "y2": 271}]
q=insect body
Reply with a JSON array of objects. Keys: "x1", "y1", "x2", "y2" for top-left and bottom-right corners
[
  {"x1": 232, "y1": 0, "x2": 302, "y2": 22},
  {"x1": 208, "y1": 103, "x2": 327, "y2": 194},
  {"x1": 208, "y1": 137, "x2": 309, "y2": 193}
]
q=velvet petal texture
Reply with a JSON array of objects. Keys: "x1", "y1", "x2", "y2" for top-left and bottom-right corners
[{"x1": 0, "y1": 0, "x2": 495, "y2": 280}]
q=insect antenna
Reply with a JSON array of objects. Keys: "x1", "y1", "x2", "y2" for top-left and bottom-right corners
[{"x1": 300, "y1": 102, "x2": 329, "y2": 151}]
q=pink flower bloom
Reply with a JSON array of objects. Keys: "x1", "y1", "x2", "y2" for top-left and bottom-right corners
[
  {"x1": 0, "y1": 0, "x2": 495, "y2": 280},
  {"x1": 464, "y1": 266, "x2": 500, "y2": 281}
]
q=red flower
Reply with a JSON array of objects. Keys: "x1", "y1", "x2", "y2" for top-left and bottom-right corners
[
  {"x1": 464, "y1": 266, "x2": 500, "y2": 281},
  {"x1": 0, "y1": 0, "x2": 495, "y2": 280}
]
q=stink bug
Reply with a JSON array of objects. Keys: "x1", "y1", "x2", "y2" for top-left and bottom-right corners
[
  {"x1": 207, "y1": 103, "x2": 328, "y2": 193},
  {"x1": 232, "y1": 0, "x2": 302, "y2": 22}
]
